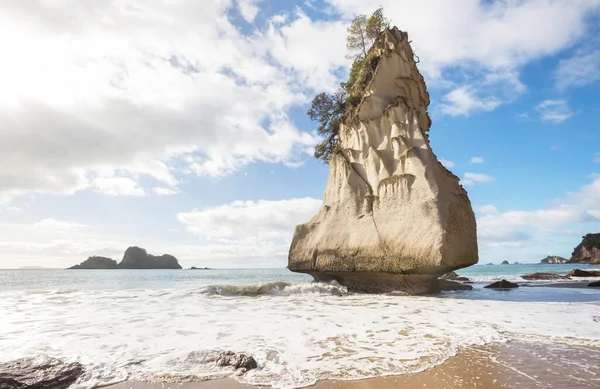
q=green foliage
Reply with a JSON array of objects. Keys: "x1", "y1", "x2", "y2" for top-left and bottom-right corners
[
  {"x1": 310, "y1": 8, "x2": 390, "y2": 163},
  {"x1": 307, "y1": 90, "x2": 347, "y2": 162},
  {"x1": 366, "y1": 7, "x2": 390, "y2": 41},
  {"x1": 345, "y1": 14, "x2": 369, "y2": 60}
]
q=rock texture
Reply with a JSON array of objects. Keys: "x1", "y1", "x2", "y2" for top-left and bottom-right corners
[
  {"x1": 520, "y1": 272, "x2": 570, "y2": 281},
  {"x1": 118, "y1": 246, "x2": 181, "y2": 269},
  {"x1": 440, "y1": 271, "x2": 469, "y2": 281},
  {"x1": 484, "y1": 280, "x2": 519, "y2": 289},
  {"x1": 215, "y1": 352, "x2": 257, "y2": 371},
  {"x1": 567, "y1": 269, "x2": 600, "y2": 278},
  {"x1": 570, "y1": 233, "x2": 600, "y2": 264},
  {"x1": 540, "y1": 255, "x2": 568, "y2": 264},
  {"x1": 0, "y1": 356, "x2": 83, "y2": 389},
  {"x1": 67, "y1": 247, "x2": 181, "y2": 269},
  {"x1": 68, "y1": 256, "x2": 118, "y2": 269},
  {"x1": 288, "y1": 27, "x2": 478, "y2": 294}
]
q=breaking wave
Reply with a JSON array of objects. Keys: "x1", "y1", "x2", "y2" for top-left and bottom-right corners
[{"x1": 199, "y1": 281, "x2": 348, "y2": 297}]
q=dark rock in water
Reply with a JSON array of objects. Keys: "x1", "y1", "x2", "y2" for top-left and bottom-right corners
[
  {"x1": 567, "y1": 269, "x2": 600, "y2": 277},
  {"x1": 520, "y1": 272, "x2": 570, "y2": 280},
  {"x1": 191, "y1": 267, "x2": 211, "y2": 270},
  {"x1": 540, "y1": 255, "x2": 568, "y2": 264},
  {"x1": 500, "y1": 260, "x2": 509, "y2": 265},
  {"x1": 589, "y1": 281, "x2": 600, "y2": 287},
  {"x1": 484, "y1": 279, "x2": 519, "y2": 289},
  {"x1": 215, "y1": 352, "x2": 257, "y2": 371},
  {"x1": 0, "y1": 356, "x2": 83, "y2": 389},
  {"x1": 118, "y1": 246, "x2": 182, "y2": 269},
  {"x1": 486, "y1": 263, "x2": 494, "y2": 265},
  {"x1": 435, "y1": 280, "x2": 473, "y2": 291},
  {"x1": 68, "y1": 256, "x2": 117, "y2": 269},
  {"x1": 439, "y1": 272, "x2": 469, "y2": 281},
  {"x1": 569, "y1": 233, "x2": 600, "y2": 264}
]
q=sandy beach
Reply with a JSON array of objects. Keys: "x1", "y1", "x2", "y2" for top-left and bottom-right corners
[{"x1": 109, "y1": 340, "x2": 600, "y2": 389}]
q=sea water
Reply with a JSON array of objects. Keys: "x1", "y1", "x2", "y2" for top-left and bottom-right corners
[{"x1": 0, "y1": 265, "x2": 599, "y2": 388}]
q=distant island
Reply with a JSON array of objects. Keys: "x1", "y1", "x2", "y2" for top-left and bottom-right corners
[
  {"x1": 540, "y1": 233, "x2": 600, "y2": 264},
  {"x1": 500, "y1": 260, "x2": 509, "y2": 265},
  {"x1": 540, "y1": 255, "x2": 568, "y2": 264},
  {"x1": 190, "y1": 267, "x2": 212, "y2": 270},
  {"x1": 68, "y1": 247, "x2": 182, "y2": 269}
]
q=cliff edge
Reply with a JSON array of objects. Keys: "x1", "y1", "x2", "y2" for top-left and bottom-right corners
[
  {"x1": 288, "y1": 27, "x2": 478, "y2": 294},
  {"x1": 570, "y1": 233, "x2": 600, "y2": 264}
]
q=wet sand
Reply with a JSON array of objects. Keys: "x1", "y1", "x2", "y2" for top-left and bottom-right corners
[{"x1": 109, "y1": 340, "x2": 600, "y2": 389}]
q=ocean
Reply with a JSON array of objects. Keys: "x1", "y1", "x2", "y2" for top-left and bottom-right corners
[{"x1": 1, "y1": 264, "x2": 599, "y2": 388}]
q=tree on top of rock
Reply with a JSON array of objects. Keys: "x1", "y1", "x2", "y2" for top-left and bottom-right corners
[{"x1": 309, "y1": 8, "x2": 390, "y2": 163}]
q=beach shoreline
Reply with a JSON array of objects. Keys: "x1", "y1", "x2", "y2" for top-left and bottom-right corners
[{"x1": 108, "y1": 340, "x2": 600, "y2": 389}]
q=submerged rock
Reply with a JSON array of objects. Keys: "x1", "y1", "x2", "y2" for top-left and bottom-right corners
[
  {"x1": 215, "y1": 352, "x2": 257, "y2": 371},
  {"x1": 540, "y1": 255, "x2": 568, "y2": 264},
  {"x1": 440, "y1": 272, "x2": 469, "y2": 281},
  {"x1": 68, "y1": 256, "x2": 117, "y2": 269},
  {"x1": 484, "y1": 280, "x2": 519, "y2": 289},
  {"x1": 0, "y1": 356, "x2": 83, "y2": 389},
  {"x1": 520, "y1": 272, "x2": 570, "y2": 280},
  {"x1": 435, "y1": 280, "x2": 473, "y2": 292},
  {"x1": 570, "y1": 233, "x2": 600, "y2": 264},
  {"x1": 567, "y1": 269, "x2": 600, "y2": 277},
  {"x1": 288, "y1": 27, "x2": 478, "y2": 294}
]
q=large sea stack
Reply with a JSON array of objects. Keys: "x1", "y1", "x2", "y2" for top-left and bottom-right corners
[{"x1": 288, "y1": 27, "x2": 478, "y2": 294}]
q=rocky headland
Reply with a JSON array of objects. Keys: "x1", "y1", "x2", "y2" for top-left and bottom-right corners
[
  {"x1": 288, "y1": 27, "x2": 478, "y2": 294},
  {"x1": 68, "y1": 246, "x2": 182, "y2": 269},
  {"x1": 569, "y1": 233, "x2": 600, "y2": 264}
]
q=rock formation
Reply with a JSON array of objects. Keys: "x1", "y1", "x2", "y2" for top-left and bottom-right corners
[
  {"x1": 520, "y1": 272, "x2": 570, "y2": 280},
  {"x1": 288, "y1": 27, "x2": 478, "y2": 294},
  {"x1": 484, "y1": 280, "x2": 519, "y2": 289},
  {"x1": 68, "y1": 256, "x2": 118, "y2": 269},
  {"x1": 540, "y1": 255, "x2": 568, "y2": 264},
  {"x1": 67, "y1": 247, "x2": 181, "y2": 269},
  {"x1": 440, "y1": 271, "x2": 469, "y2": 281},
  {"x1": 118, "y1": 246, "x2": 181, "y2": 269},
  {"x1": 567, "y1": 269, "x2": 600, "y2": 278},
  {"x1": 0, "y1": 356, "x2": 83, "y2": 389},
  {"x1": 215, "y1": 352, "x2": 257, "y2": 372},
  {"x1": 500, "y1": 261, "x2": 509, "y2": 265},
  {"x1": 569, "y1": 233, "x2": 600, "y2": 264}
]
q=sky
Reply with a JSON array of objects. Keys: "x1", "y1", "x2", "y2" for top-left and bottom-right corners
[{"x1": 1, "y1": 0, "x2": 599, "y2": 269}]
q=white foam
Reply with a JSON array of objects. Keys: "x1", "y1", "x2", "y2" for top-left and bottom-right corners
[{"x1": 1, "y1": 283, "x2": 599, "y2": 389}]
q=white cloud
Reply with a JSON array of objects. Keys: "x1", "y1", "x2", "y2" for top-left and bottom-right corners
[
  {"x1": 555, "y1": 48, "x2": 600, "y2": 90},
  {"x1": 470, "y1": 157, "x2": 484, "y2": 164},
  {"x1": 92, "y1": 177, "x2": 145, "y2": 197},
  {"x1": 6, "y1": 206, "x2": 21, "y2": 212},
  {"x1": 440, "y1": 87, "x2": 501, "y2": 116},
  {"x1": 0, "y1": 1, "x2": 325, "y2": 202},
  {"x1": 152, "y1": 187, "x2": 179, "y2": 196},
  {"x1": 33, "y1": 219, "x2": 88, "y2": 231},
  {"x1": 237, "y1": 0, "x2": 261, "y2": 23},
  {"x1": 439, "y1": 159, "x2": 455, "y2": 168},
  {"x1": 178, "y1": 197, "x2": 321, "y2": 241},
  {"x1": 478, "y1": 205, "x2": 499, "y2": 215},
  {"x1": 536, "y1": 99, "x2": 575, "y2": 123},
  {"x1": 594, "y1": 153, "x2": 600, "y2": 163},
  {"x1": 477, "y1": 176, "x2": 600, "y2": 248},
  {"x1": 462, "y1": 172, "x2": 495, "y2": 186},
  {"x1": 551, "y1": 145, "x2": 561, "y2": 151}
]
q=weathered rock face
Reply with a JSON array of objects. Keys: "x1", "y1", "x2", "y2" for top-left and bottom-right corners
[
  {"x1": 68, "y1": 256, "x2": 118, "y2": 269},
  {"x1": 0, "y1": 356, "x2": 83, "y2": 389},
  {"x1": 570, "y1": 233, "x2": 600, "y2": 264},
  {"x1": 215, "y1": 352, "x2": 257, "y2": 372},
  {"x1": 288, "y1": 28, "x2": 478, "y2": 294},
  {"x1": 118, "y1": 246, "x2": 182, "y2": 269},
  {"x1": 540, "y1": 255, "x2": 568, "y2": 264}
]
